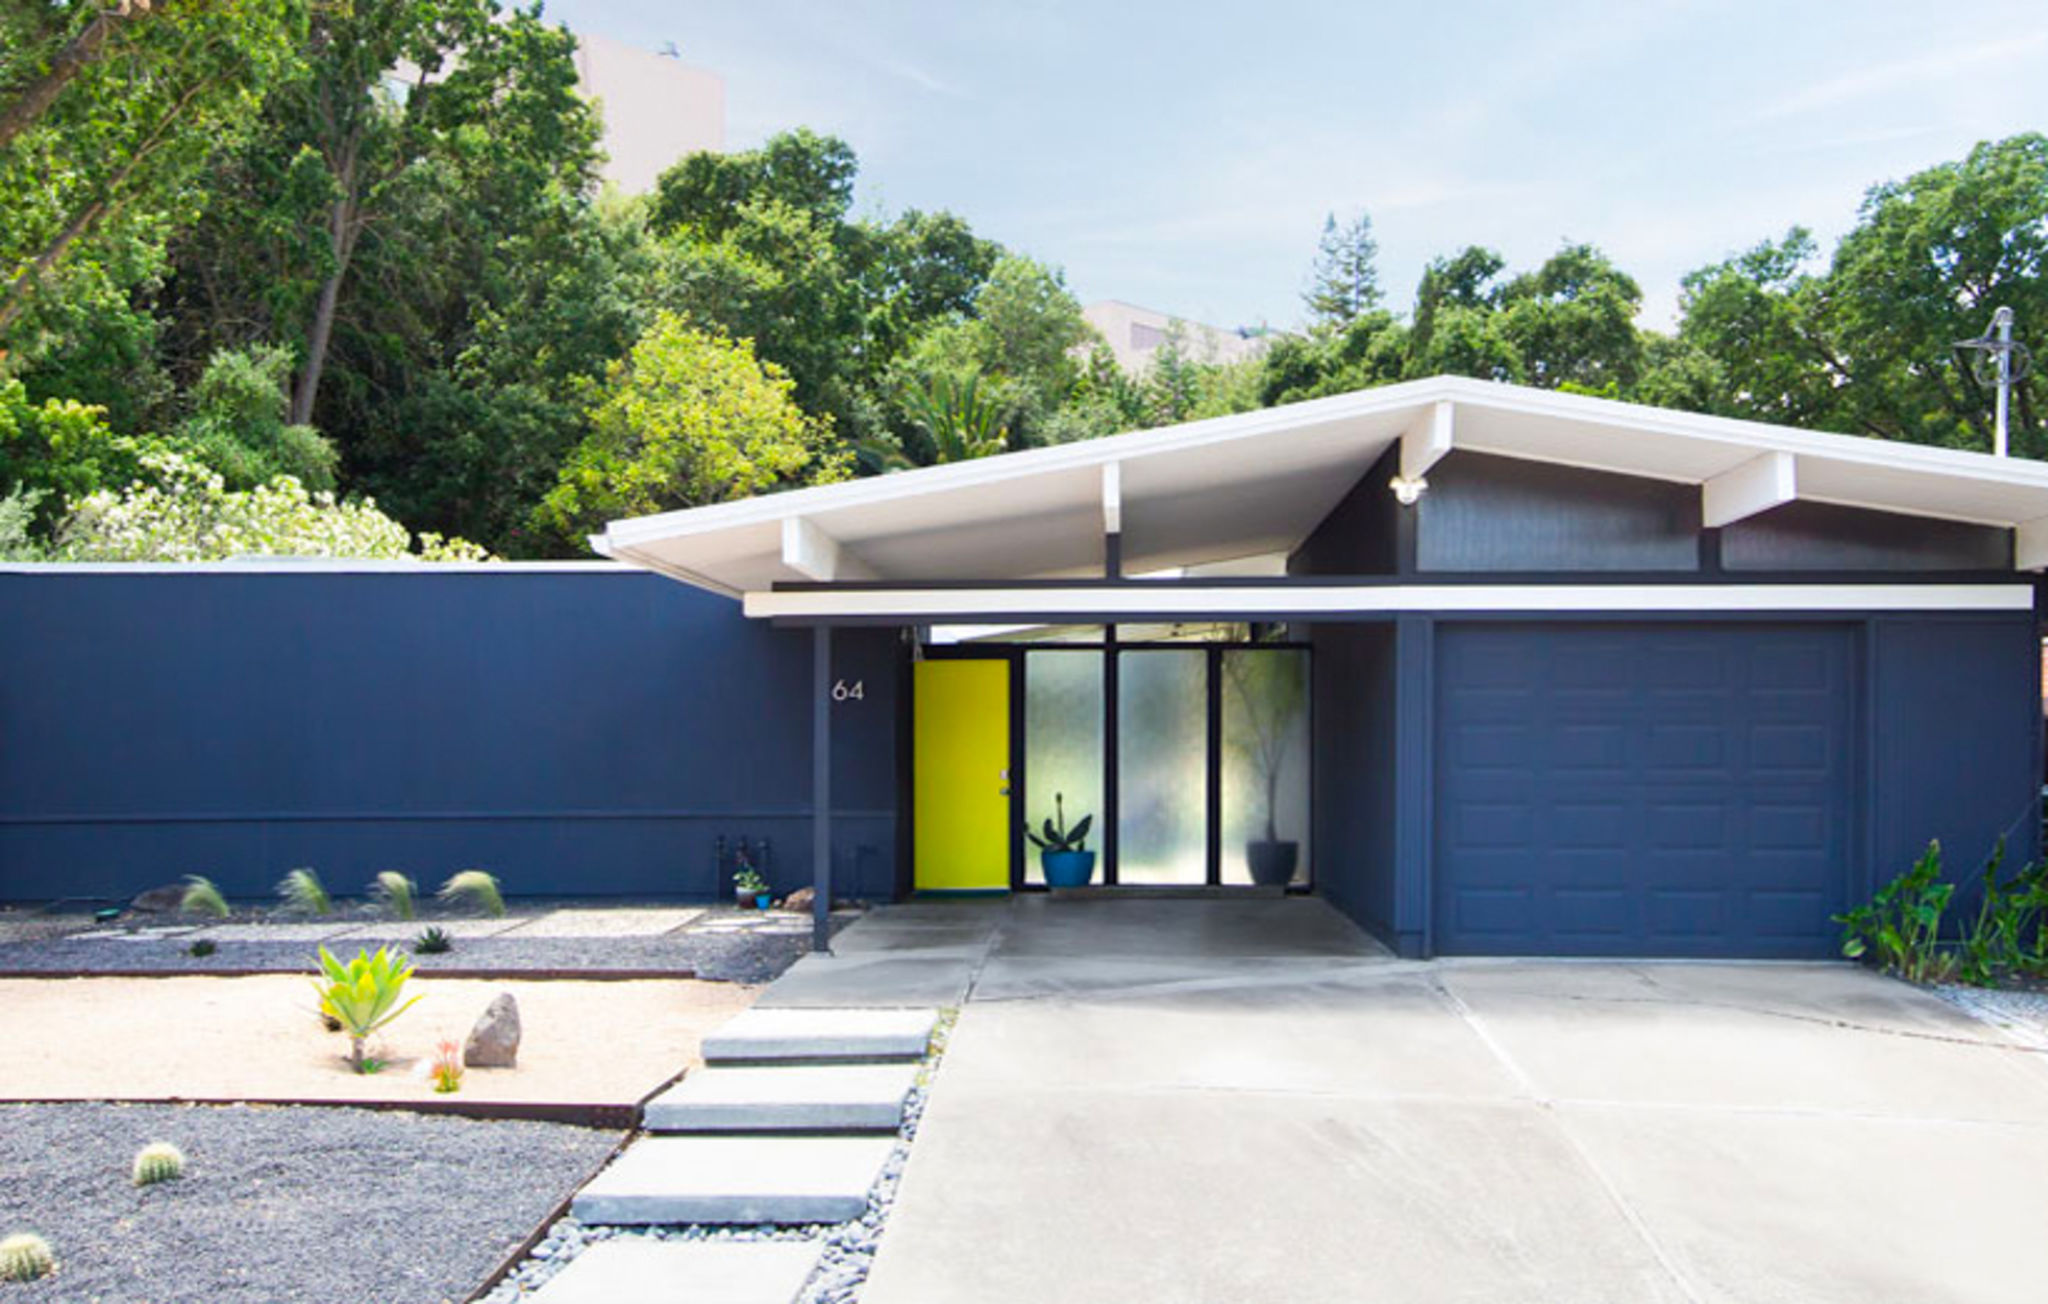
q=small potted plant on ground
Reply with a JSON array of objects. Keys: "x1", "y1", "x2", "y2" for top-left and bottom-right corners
[
  {"x1": 734, "y1": 865, "x2": 771, "y2": 910},
  {"x1": 1027, "y1": 793, "x2": 1096, "y2": 889}
]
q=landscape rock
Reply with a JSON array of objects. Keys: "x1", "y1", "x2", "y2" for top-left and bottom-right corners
[
  {"x1": 465, "y1": 993, "x2": 522, "y2": 1068},
  {"x1": 130, "y1": 883, "x2": 188, "y2": 913}
]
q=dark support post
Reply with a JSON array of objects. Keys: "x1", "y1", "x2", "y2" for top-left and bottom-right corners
[{"x1": 812, "y1": 624, "x2": 833, "y2": 954}]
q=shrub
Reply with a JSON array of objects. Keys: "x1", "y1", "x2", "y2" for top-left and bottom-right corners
[
  {"x1": 438, "y1": 870, "x2": 504, "y2": 918},
  {"x1": 179, "y1": 875, "x2": 230, "y2": 919},
  {"x1": 311, "y1": 946, "x2": 423, "y2": 1073},
  {"x1": 277, "y1": 867, "x2": 331, "y2": 916},
  {"x1": 1836, "y1": 842, "x2": 1958, "y2": 984},
  {"x1": 0, "y1": 1232, "x2": 53, "y2": 1282},
  {"x1": 413, "y1": 926, "x2": 453, "y2": 955},
  {"x1": 430, "y1": 1039, "x2": 464, "y2": 1094},
  {"x1": 372, "y1": 871, "x2": 418, "y2": 921},
  {"x1": 132, "y1": 1142, "x2": 186, "y2": 1187},
  {"x1": 187, "y1": 939, "x2": 217, "y2": 958},
  {"x1": 1957, "y1": 840, "x2": 2048, "y2": 986}
]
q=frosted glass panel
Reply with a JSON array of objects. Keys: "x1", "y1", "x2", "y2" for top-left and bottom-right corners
[
  {"x1": 1221, "y1": 650, "x2": 1311, "y2": 885},
  {"x1": 1117, "y1": 650, "x2": 1208, "y2": 884},
  {"x1": 1023, "y1": 652, "x2": 1104, "y2": 886}
]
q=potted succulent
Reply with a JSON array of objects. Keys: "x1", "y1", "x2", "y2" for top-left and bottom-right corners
[
  {"x1": 734, "y1": 865, "x2": 771, "y2": 910},
  {"x1": 1026, "y1": 792, "x2": 1096, "y2": 888},
  {"x1": 1226, "y1": 652, "x2": 1307, "y2": 887}
]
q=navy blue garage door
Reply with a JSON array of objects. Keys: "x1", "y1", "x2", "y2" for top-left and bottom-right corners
[{"x1": 1433, "y1": 624, "x2": 1855, "y2": 957}]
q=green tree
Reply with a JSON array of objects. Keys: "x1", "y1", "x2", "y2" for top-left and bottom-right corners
[
  {"x1": 175, "y1": 344, "x2": 338, "y2": 490},
  {"x1": 533, "y1": 313, "x2": 849, "y2": 546},
  {"x1": 0, "y1": 0, "x2": 301, "y2": 334},
  {"x1": 1495, "y1": 244, "x2": 1645, "y2": 391},
  {"x1": 1816, "y1": 133, "x2": 2047, "y2": 453},
  {"x1": 1304, "y1": 211, "x2": 1382, "y2": 330}
]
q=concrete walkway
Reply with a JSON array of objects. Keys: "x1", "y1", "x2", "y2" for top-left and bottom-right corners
[{"x1": 841, "y1": 897, "x2": 2048, "y2": 1304}]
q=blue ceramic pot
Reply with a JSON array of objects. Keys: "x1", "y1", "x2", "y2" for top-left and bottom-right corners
[{"x1": 1041, "y1": 849, "x2": 1097, "y2": 889}]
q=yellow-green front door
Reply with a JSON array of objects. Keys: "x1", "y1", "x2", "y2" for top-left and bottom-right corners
[{"x1": 914, "y1": 659, "x2": 1010, "y2": 891}]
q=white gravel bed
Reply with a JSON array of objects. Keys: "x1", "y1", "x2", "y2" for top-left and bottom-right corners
[
  {"x1": 0, "y1": 1102, "x2": 621, "y2": 1303},
  {"x1": 1932, "y1": 983, "x2": 2048, "y2": 1049},
  {"x1": 482, "y1": 1012, "x2": 958, "y2": 1304}
]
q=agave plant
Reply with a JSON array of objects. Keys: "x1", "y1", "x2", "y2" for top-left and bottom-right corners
[
  {"x1": 277, "y1": 867, "x2": 331, "y2": 916},
  {"x1": 311, "y1": 946, "x2": 423, "y2": 1073},
  {"x1": 437, "y1": 869, "x2": 505, "y2": 919},
  {"x1": 179, "y1": 875, "x2": 230, "y2": 919},
  {"x1": 372, "y1": 871, "x2": 418, "y2": 921}
]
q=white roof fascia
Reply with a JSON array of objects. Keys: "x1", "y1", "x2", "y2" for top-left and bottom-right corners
[
  {"x1": 743, "y1": 582, "x2": 2033, "y2": 621},
  {"x1": 596, "y1": 376, "x2": 2048, "y2": 585}
]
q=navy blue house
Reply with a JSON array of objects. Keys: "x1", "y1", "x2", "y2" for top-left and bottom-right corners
[{"x1": 5, "y1": 378, "x2": 2044, "y2": 958}]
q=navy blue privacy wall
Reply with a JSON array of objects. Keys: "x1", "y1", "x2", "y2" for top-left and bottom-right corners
[{"x1": 0, "y1": 568, "x2": 901, "y2": 903}]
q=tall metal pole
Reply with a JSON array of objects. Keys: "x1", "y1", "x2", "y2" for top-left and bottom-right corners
[{"x1": 1993, "y1": 306, "x2": 2014, "y2": 458}]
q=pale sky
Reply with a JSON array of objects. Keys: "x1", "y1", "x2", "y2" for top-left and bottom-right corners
[{"x1": 544, "y1": 0, "x2": 2048, "y2": 334}]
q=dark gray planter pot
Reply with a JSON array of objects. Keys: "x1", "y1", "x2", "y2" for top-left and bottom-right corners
[{"x1": 1246, "y1": 840, "x2": 1299, "y2": 886}]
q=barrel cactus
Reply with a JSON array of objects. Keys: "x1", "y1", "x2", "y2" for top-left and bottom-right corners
[
  {"x1": 132, "y1": 1141, "x2": 186, "y2": 1187},
  {"x1": 0, "y1": 1232, "x2": 53, "y2": 1282}
]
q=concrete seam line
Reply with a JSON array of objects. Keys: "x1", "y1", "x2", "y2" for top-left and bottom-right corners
[{"x1": 1431, "y1": 974, "x2": 1709, "y2": 1304}]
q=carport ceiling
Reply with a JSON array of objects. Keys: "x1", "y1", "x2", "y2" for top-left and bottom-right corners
[{"x1": 594, "y1": 375, "x2": 2048, "y2": 596}]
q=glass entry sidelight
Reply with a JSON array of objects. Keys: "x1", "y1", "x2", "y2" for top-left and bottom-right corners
[{"x1": 1116, "y1": 650, "x2": 1210, "y2": 884}]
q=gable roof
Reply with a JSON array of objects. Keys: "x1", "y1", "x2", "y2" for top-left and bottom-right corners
[{"x1": 592, "y1": 375, "x2": 2048, "y2": 596}]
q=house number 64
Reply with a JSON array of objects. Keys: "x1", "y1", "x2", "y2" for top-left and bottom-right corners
[{"x1": 832, "y1": 679, "x2": 864, "y2": 702}]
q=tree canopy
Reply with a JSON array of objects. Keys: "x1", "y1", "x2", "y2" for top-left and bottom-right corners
[{"x1": 0, "y1": 8, "x2": 2040, "y2": 566}]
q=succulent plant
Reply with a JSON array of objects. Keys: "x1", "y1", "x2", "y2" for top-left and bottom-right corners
[
  {"x1": 132, "y1": 1142, "x2": 186, "y2": 1187},
  {"x1": 430, "y1": 1039, "x2": 464, "y2": 1093},
  {"x1": 413, "y1": 925, "x2": 453, "y2": 955},
  {"x1": 437, "y1": 869, "x2": 504, "y2": 918},
  {"x1": 0, "y1": 1232, "x2": 54, "y2": 1282},
  {"x1": 372, "y1": 871, "x2": 418, "y2": 921},
  {"x1": 277, "y1": 867, "x2": 331, "y2": 916},
  {"x1": 180, "y1": 875, "x2": 230, "y2": 919},
  {"x1": 310, "y1": 945, "x2": 423, "y2": 1073}
]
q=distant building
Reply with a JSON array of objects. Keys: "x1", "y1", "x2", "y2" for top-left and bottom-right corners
[
  {"x1": 1082, "y1": 300, "x2": 1272, "y2": 373},
  {"x1": 572, "y1": 31, "x2": 724, "y2": 194}
]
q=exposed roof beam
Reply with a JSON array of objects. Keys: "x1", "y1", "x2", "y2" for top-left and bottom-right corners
[
  {"x1": 780, "y1": 516, "x2": 877, "y2": 582},
  {"x1": 1101, "y1": 461, "x2": 1122, "y2": 535},
  {"x1": 1702, "y1": 451, "x2": 1797, "y2": 528},
  {"x1": 1401, "y1": 399, "x2": 1453, "y2": 482},
  {"x1": 2016, "y1": 515, "x2": 2048, "y2": 571}
]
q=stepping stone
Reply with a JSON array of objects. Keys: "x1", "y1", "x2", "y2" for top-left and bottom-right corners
[
  {"x1": 703, "y1": 1008, "x2": 936, "y2": 1064},
  {"x1": 573, "y1": 1135, "x2": 894, "y2": 1226},
  {"x1": 528, "y1": 1239, "x2": 819, "y2": 1304},
  {"x1": 643, "y1": 1063, "x2": 921, "y2": 1133}
]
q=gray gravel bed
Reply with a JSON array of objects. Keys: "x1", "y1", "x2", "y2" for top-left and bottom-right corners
[
  {"x1": 1932, "y1": 983, "x2": 2048, "y2": 1048},
  {"x1": 0, "y1": 930, "x2": 815, "y2": 983},
  {"x1": 481, "y1": 1011, "x2": 958, "y2": 1304},
  {"x1": 0, "y1": 1102, "x2": 621, "y2": 1304}
]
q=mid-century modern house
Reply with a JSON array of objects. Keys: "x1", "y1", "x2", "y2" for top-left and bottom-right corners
[{"x1": 4, "y1": 377, "x2": 2044, "y2": 959}]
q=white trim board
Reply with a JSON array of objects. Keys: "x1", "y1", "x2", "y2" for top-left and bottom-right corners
[{"x1": 743, "y1": 583, "x2": 2035, "y2": 621}]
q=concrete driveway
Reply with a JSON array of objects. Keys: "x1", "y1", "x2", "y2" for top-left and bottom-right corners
[{"x1": 850, "y1": 898, "x2": 2048, "y2": 1304}]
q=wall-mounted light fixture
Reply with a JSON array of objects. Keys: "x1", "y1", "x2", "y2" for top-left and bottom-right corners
[{"x1": 1389, "y1": 474, "x2": 1428, "y2": 506}]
